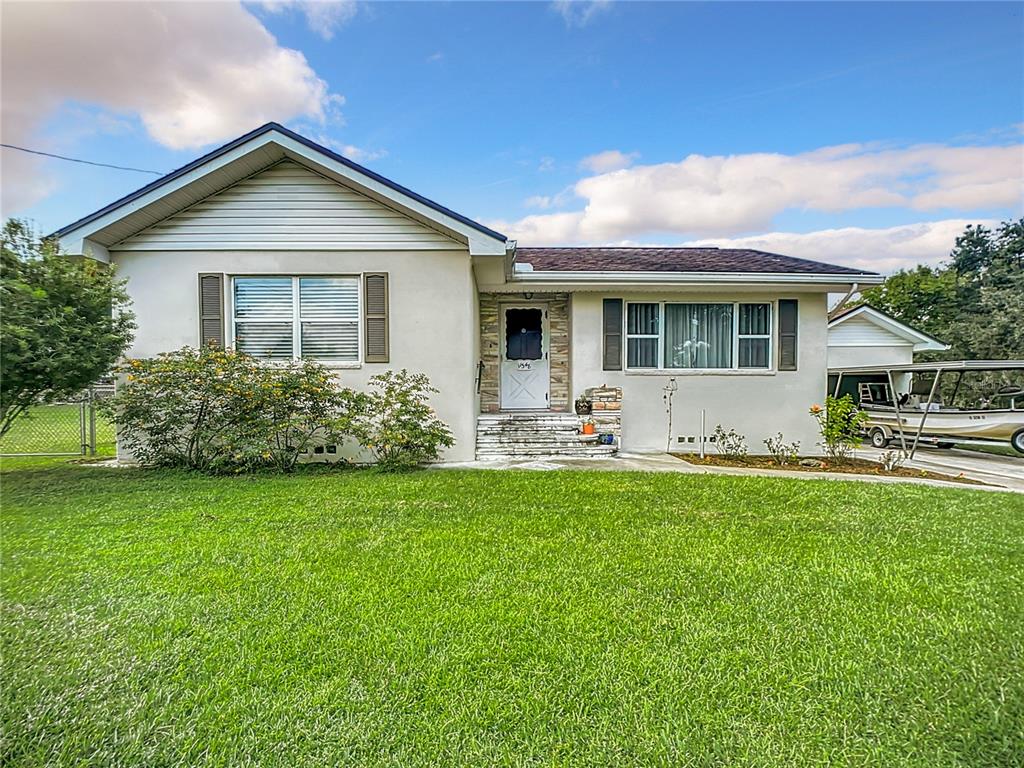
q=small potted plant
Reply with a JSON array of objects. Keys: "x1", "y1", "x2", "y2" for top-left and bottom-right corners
[
  {"x1": 575, "y1": 394, "x2": 592, "y2": 415},
  {"x1": 581, "y1": 417, "x2": 596, "y2": 435}
]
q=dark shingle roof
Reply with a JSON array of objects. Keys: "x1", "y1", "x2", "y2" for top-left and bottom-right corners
[{"x1": 515, "y1": 247, "x2": 876, "y2": 276}]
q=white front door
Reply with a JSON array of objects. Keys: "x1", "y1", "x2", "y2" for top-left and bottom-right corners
[{"x1": 500, "y1": 304, "x2": 549, "y2": 409}]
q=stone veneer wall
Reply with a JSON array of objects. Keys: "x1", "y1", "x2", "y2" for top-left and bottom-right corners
[
  {"x1": 478, "y1": 292, "x2": 570, "y2": 413},
  {"x1": 585, "y1": 386, "x2": 622, "y2": 438}
]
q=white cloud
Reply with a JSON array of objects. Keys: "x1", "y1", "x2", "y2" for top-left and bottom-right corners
[
  {"x1": 551, "y1": 0, "x2": 612, "y2": 27},
  {"x1": 426, "y1": 51, "x2": 445, "y2": 63},
  {"x1": 316, "y1": 135, "x2": 387, "y2": 163},
  {"x1": 495, "y1": 141, "x2": 1023, "y2": 244},
  {"x1": 523, "y1": 187, "x2": 575, "y2": 210},
  {"x1": 537, "y1": 156, "x2": 556, "y2": 172},
  {"x1": 1, "y1": 1, "x2": 341, "y2": 214},
  {"x1": 525, "y1": 195, "x2": 555, "y2": 209},
  {"x1": 256, "y1": 0, "x2": 359, "y2": 40},
  {"x1": 579, "y1": 149, "x2": 638, "y2": 173},
  {"x1": 681, "y1": 220, "x2": 1000, "y2": 273}
]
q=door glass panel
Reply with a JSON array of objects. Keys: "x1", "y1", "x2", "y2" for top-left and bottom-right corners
[{"x1": 505, "y1": 308, "x2": 543, "y2": 360}]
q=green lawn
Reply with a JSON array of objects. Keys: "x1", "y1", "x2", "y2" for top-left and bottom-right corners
[
  {"x1": 0, "y1": 403, "x2": 116, "y2": 457},
  {"x1": 2, "y1": 464, "x2": 1022, "y2": 766}
]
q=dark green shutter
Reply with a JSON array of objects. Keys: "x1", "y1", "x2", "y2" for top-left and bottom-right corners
[
  {"x1": 198, "y1": 273, "x2": 224, "y2": 348},
  {"x1": 364, "y1": 273, "x2": 389, "y2": 363},
  {"x1": 778, "y1": 299, "x2": 798, "y2": 371},
  {"x1": 603, "y1": 298, "x2": 623, "y2": 371}
]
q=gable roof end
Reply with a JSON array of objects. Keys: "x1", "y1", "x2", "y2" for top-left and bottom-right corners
[
  {"x1": 53, "y1": 122, "x2": 507, "y2": 256},
  {"x1": 827, "y1": 303, "x2": 949, "y2": 351}
]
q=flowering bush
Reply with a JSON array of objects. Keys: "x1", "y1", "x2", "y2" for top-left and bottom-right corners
[
  {"x1": 353, "y1": 369, "x2": 454, "y2": 471},
  {"x1": 102, "y1": 347, "x2": 363, "y2": 472},
  {"x1": 763, "y1": 432, "x2": 800, "y2": 465},
  {"x1": 712, "y1": 424, "x2": 748, "y2": 459},
  {"x1": 809, "y1": 395, "x2": 869, "y2": 461}
]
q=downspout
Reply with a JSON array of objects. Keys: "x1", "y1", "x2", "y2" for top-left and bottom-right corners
[
  {"x1": 504, "y1": 239, "x2": 519, "y2": 282},
  {"x1": 828, "y1": 282, "x2": 860, "y2": 320}
]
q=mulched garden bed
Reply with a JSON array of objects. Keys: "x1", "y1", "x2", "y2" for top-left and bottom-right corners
[{"x1": 673, "y1": 453, "x2": 985, "y2": 486}]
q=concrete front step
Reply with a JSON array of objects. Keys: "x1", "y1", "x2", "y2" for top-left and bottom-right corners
[
  {"x1": 476, "y1": 447, "x2": 618, "y2": 460},
  {"x1": 475, "y1": 411, "x2": 617, "y2": 459}
]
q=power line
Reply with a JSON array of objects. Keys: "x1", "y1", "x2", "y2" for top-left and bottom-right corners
[{"x1": 0, "y1": 143, "x2": 164, "y2": 175}]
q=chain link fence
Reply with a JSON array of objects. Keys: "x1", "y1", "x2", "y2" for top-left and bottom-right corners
[{"x1": 0, "y1": 385, "x2": 117, "y2": 457}]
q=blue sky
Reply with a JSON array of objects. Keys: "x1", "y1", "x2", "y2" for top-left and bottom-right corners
[{"x1": 2, "y1": 1, "x2": 1022, "y2": 271}]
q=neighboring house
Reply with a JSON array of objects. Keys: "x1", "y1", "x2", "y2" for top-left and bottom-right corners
[
  {"x1": 826, "y1": 303, "x2": 949, "y2": 409},
  {"x1": 55, "y1": 123, "x2": 881, "y2": 461},
  {"x1": 827, "y1": 304, "x2": 949, "y2": 369}
]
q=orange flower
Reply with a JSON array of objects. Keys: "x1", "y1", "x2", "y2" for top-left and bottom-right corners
[{"x1": 809, "y1": 404, "x2": 823, "y2": 414}]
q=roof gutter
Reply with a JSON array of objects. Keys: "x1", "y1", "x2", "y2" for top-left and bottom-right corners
[{"x1": 509, "y1": 270, "x2": 883, "y2": 286}]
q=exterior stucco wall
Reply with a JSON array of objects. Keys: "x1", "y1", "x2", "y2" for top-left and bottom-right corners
[
  {"x1": 111, "y1": 248, "x2": 479, "y2": 462},
  {"x1": 827, "y1": 343, "x2": 914, "y2": 369},
  {"x1": 570, "y1": 292, "x2": 830, "y2": 455}
]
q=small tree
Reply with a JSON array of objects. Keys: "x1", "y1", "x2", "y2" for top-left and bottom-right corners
[
  {"x1": 809, "y1": 395, "x2": 869, "y2": 461},
  {"x1": 0, "y1": 219, "x2": 135, "y2": 436},
  {"x1": 355, "y1": 369, "x2": 454, "y2": 470}
]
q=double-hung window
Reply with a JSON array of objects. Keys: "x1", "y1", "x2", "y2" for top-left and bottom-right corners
[
  {"x1": 626, "y1": 302, "x2": 660, "y2": 368},
  {"x1": 625, "y1": 301, "x2": 772, "y2": 370},
  {"x1": 737, "y1": 303, "x2": 771, "y2": 368},
  {"x1": 232, "y1": 276, "x2": 360, "y2": 362}
]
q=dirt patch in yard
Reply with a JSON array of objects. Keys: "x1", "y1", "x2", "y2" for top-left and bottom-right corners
[{"x1": 673, "y1": 454, "x2": 986, "y2": 486}]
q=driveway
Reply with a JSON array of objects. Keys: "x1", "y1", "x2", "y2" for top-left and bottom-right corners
[{"x1": 856, "y1": 445, "x2": 1024, "y2": 492}]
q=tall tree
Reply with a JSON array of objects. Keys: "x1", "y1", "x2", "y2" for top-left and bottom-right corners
[
  {"x1": 1, "y1": 219, "x2": 136, "y2": 437},
  {"x1": 860, "y1": 218, "x2": 1024, "y2": 361},
  {"x1": 858, "y1": 219, "x2": 1023, "y2": 406}
]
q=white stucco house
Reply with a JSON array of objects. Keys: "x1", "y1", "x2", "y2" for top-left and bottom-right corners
[{"x1": 55, "y1": 123, "x2": 884, "y2": 461}]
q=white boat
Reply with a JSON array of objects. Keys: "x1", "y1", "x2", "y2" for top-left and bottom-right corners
[
  {"x1": 862, "y1": 404, "x2": 1024, "y2": 452},
  {"x1": 828, "y1": 360, "x2": 1024, "y2": 455}
]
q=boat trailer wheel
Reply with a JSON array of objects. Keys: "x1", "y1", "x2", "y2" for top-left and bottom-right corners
[
  {"x1": 1013, "y1": 429, "x2": 1024, "y2": 455},
  {"x1": 869, "y1": 428, "x2": 889, "y2": 449}
]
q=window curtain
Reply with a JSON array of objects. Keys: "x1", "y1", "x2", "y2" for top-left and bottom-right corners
[{"x1": 663, "y1": 304, "x2": 733, "y2": 368}]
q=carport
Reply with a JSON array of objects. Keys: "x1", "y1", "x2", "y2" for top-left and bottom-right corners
[{"x1": 829, "y1": 360, "x2": 1024, "y2": 458}]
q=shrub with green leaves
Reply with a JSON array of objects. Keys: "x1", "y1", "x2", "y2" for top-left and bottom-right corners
[
  {"x1": 355, "y1": 369, "x2": 454, "y2": 470},
  {"x1": 101, "y1": 347, "x2": 362, "y2": 472},
  {"x1": 809, "y1": 395, "x2": 870, "y2": 461},
  {"x1": 763, "y1": 432, "x2": 800, "y2": 465},
  {"x1": 712, "y1": 424, "x2": 748, "y2": 459}
]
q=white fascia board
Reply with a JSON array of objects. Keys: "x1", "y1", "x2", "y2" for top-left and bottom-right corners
[
  {"x1": 61, "y1": 237, "x2": 110, "y2": 263},
  {"x1": 509, "y1": 270, "x2": 884, "y2": 288},
  {"x1": 913, "y1": 339, "x2": 952, "y2": 352},
  {"x1": 58, "y1": 129, "x2": 508, "y2": 257}
]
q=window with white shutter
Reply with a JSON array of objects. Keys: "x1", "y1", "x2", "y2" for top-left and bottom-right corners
[{"x1": 231, "y1": 276, "x2": 360, "y2": 362}]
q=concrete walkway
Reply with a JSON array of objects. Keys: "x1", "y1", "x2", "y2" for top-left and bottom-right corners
[{"x1": 437, "y1": 449, "x2": 1022, "y2": 494}]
